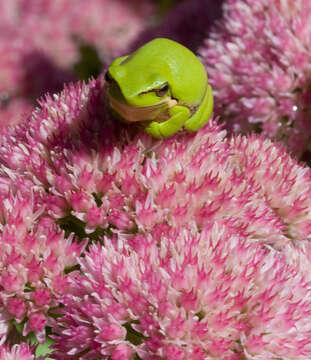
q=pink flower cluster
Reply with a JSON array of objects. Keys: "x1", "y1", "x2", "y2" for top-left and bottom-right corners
[
  {"x1": 132, "y1": 0, "x2": 223, "y2": 53},
  {"x1": 200, "y1": 0, "x2": 311, "y2": 157},
  {"x1": 0, "y1": 0, "x2": 153, "y2": 129},
  {"x1": 1, "y1": 77, "x2": 311, "y2": 358},
  {"x1": 53, "y1": 228, "x2": 311, "y2": 359},
  {"x1": 0, "y1": 191, "x2": 86, "y2": 343},
  {"x1": 0, "y1": 343, "x2": 36, "y2": 360}
]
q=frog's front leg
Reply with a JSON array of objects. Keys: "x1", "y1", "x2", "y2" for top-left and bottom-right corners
[
  {"x1": 144, "y1": 105, "x2": 190, "y2": 139},
  {"x1": 185, "y1": 84, "x2": 213, "y2": 131}
]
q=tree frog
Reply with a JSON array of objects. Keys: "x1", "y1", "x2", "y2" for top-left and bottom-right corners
[{"x1": 105, "y1": 38, "x2": 213, "y2": 139}]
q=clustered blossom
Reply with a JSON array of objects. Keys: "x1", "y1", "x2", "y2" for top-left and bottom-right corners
[
  {"x1": 200, "y1": 0, "x2": 311, "y2": 158},
  {"x1": 132, "y1": 0, "x2": 223, "y2": 53},
  {"x1": 0, "y1": 343, "x2": 36, "y2": 360},
  {"x1": 53, "y1": 227, "x2": 311, "y2": 359},
  {"x1": 68, "y1": 0, "x2": 154, "y2": 62},
  {"x1": 0, "y1": 0, "x2": 153, "y2": 129},
  {"x1": 0, "y1": 0, "x2": 154, "y2": 65},
  {"x1": 0, "y1": 191, "x2": 86, "y2": 343},
  {"x1": 1, "y1": 77, "x2": 311, "y2": 358},
  {"x1": 0, "y1": 30, "x2": 75, "y2": 129}
]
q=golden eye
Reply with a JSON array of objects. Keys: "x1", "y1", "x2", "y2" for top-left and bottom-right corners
[{"x1": 155, "y1": 83, "x2": 169, "y2": 97}]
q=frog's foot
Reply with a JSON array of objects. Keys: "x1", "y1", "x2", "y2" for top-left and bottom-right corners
[
  {"x1": 184, "y1": 84, "x2": 213, "y2": 132},
  {"x1": 144, "y1": 105, "x2": 190, "y2": 139}
]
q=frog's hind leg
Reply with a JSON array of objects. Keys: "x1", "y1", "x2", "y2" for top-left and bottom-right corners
[{"x1": 184, "y1": 84, "x2": 213, "y2": 132}]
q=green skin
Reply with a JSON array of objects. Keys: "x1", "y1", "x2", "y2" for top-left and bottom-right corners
[{"x1": 105, "y1": 38, "x2": 213, "y2": 139}]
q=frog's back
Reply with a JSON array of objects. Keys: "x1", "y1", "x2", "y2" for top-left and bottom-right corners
[{"x1": 130, "y1": 38, "x2": 208, "y2": 105}]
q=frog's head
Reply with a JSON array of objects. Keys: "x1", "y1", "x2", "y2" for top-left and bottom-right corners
[
  {"x1": 104, "y1": 44, "x2": 179, "y2": 123},
  {"x1": 104, "y1": 38, "x2": 207, "y2": 124}
]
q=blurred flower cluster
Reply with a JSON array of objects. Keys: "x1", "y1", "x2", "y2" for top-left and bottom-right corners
[
  {"x1": 1, "y1": 76, "x2": 311, "y2": 358},
  {"x1": 131, "y1": 0, "x2": 223, "y2": 53},
  {"x1": 200, "y1": 0, "x2": 311, "y2": 158},
  {"x1": 0, "y1": 343, "x2": 38, "y2": 360},
  {"x1": 0, "y1": 0, "x2": 153, "y2": 129}
]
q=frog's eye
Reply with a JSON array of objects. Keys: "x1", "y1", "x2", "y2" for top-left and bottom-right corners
[
  {"x1": 155, "y1": 83, "x2": 169, "y2": 97},
  {"x1": 105, "y1": 71, "x2": 113, "y2": 83}
]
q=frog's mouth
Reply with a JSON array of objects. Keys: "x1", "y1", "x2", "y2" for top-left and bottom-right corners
[{"x1": 105, "y1": 82, "x2": 175, "y2": 123}]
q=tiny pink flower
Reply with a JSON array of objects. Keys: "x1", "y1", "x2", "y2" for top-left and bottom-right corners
[
  {"x1": 32, "y1": 289, "x2": 51, "y2": 307},
  {"x1": 7, "y1": 298, "x2": 26, "y2": 320},
  {"x1": 26, "y1": 258, "x2": 43, "y2": 283},
  {"x1": 167, "y1": 315, "x2": 187, "y2": 338},
  {"x1": 243, "y1": 334, "x2": 269, "y2": 355},
  {"x1": 111, "y1": 344, "x2": 133, "y2": 360},
  {"x1": 84, "y1": 206, "x2": 107, "y2": 228},
  {"x1": 44, "y1": 254, "x2": 60, "y2": 274},
  {"x1": 108, "y1": 209, "x2": 133, "y2": 230},
  {"x1": 98, "y1": 324, "x2": 125, "y2": 342},
  {"x1": 70, "y1": 190, "x2": 94, "y2": 212},
  {"x1": 164, "y1": 345, "x2": 185, "y2": 360},
  {"x1": 179, "y1": 289, "x2": 198, "y2": 311},
  {"x1": 1, "y1": 273, "x2": 23, "y2": 293},
  {"x1": 29, "y1": 313, "x2": 46, "y2": 332}
]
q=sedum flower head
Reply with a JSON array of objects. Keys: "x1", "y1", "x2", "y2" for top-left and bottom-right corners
[
  {"x1": 200, "y1": 0, "x2": 311, "y2": 158},
  {"x1": 0, "y1": 0, "x2": 153, "y2": 67},
  {"x1": 52, "y1": 226, "x2": 311, "y2": 359},
  {"x1": 68, "y1": 0, "x2": 154, "y2": 62},
  {"x1": 0, "y1": 0, "x2": 154, "y2": 129},
  {"x1": 1, "y1": 77, "x2": 311, "y2": 357},
  {"x1": 0, "y1": 190, "x2": 86, "y2": 343}
]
